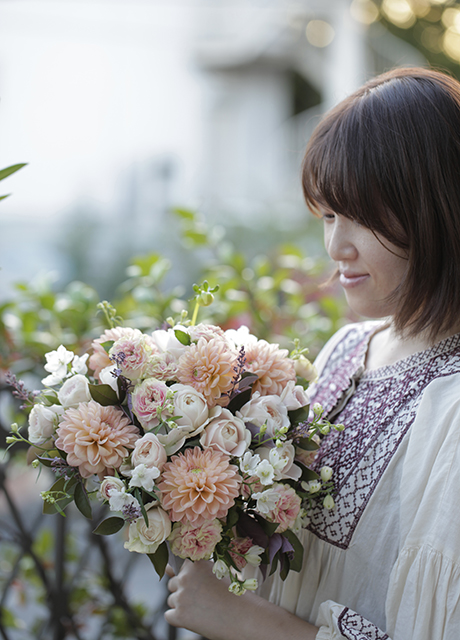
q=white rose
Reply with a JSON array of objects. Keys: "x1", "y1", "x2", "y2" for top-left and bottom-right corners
[
  {"x1": 237, "y1": 393, "x2": 290, "y2": 439},
  {"x1": 280, "y1": 381, "x2": 310, "y2": 411},
  {"x1": 28, "y1": 404, "x2": 64, "y2": 443},
  {"x1": 200, "y1": 407, "x2": 251, "y2": 457},
  {"x1": 149, "y1": 327, "x2": 188, "y2": 360},
  {"x1": 224, "y1": 325, "x2": 258, "y2": 349},
  {"x1": 170, "y1": 384, "x2": 209, "y2": 432},
  {"x1": 57, "y1": 374, "x2": 92, "y2": 408},
  {"x1": 124, "y1": 503, "x2": 171, "y2": 554},
  {"x1": 131, "y1": 433, "x2": 167, "y2": 472},
  {"x1": 100, "y1": 476, "x2": 126, "y2": 502}
]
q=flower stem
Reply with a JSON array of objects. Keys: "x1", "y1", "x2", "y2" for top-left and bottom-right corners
[{"x1": 191, "y1": 301, "x2": 200, "y2": 326}]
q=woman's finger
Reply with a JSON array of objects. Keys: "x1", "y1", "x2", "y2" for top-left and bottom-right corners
[{"x1": 165, "y1": 564, "x2": 176, "y2": 578}]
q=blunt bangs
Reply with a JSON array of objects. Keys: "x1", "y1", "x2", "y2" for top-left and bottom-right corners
[{"x1": 302, "y1": 67, "x2": 460, "y2": 339}]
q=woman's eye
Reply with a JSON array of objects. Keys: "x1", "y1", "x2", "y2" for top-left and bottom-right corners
[{"x1": 321, "y1": 212, "x2": 336, "y2": 222}]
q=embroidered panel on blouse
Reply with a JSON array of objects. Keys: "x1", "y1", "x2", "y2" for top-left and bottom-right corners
[
  {"x1": 337, "y1": 608, "x2": 389, "y2": 640},
  {"x1": 307, "y1": 324, "x2": 460, "y2": 549}
]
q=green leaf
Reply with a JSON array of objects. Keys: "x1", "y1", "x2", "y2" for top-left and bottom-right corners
[
  {"x1": 88, "y1": 383, "x2": 119, "y2": 406},
  {"x1": 257, "y1": 516, "x2": 280, "y2": 538},
  {"x1": 282, "y1": 530, "x2": 304, "y2": 573},
  {"x1": 0, "y1": 194, "x2": 10, "y2": 201},
  {"x1": 92, "y1": 516, "x2": 125, "y2": 536},
  {"x1": 288, "y1": 406, "x2": 310, "y2": 426},
  {"x1": 74, "y1": 482, "x2": 92, "y2": 519},
  {"x1": 147, "y1": 541, "x2": 169, "y2": 579},
  {"x1": 172, "y1": 207, "x2": 196, "y2": 221},
  {"x1": 296, "y1": 436, "x2": 319, "y2": 452},
  {"x1": 174, "y1": 329, "x2": 191, "y2": 346},
  {"x1": 0, "y1": 163, "x2": 27, "y2": 182},
  {"x1": 100, "y1": 340, "x2": 114, "y2": 354},
  {"x1": 42, "y1": 476, "x2": 76, "y2": 515}
]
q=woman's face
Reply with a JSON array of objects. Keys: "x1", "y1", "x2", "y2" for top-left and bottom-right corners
[{"x1": 323, "y1": 211, "x2": 408, "y2": 319}]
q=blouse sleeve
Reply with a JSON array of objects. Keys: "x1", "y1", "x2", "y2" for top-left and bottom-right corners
[{"x1": 314, "y1": 372, "x2": 460, "y2": 640}]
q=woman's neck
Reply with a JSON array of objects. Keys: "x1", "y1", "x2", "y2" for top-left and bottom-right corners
[{"x1": 365, "y1": 320, "x2": 460, "y2": 371}]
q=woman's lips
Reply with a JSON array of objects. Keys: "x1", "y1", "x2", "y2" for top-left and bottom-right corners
[{"x1": 339, "y1": 273, "x2": 369, "y2": 288}]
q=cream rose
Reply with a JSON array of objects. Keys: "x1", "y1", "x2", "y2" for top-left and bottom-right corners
[
  {"x1": 124, "y1": 503, "x2": 171, "y2": 554},
  {"x1": 255, "y1": 442, "x2": 301, "y2": 481},
  {"x1": 131, "y1": 433, "x2": 167, "y2": 472},
  {"x1": 237, "y1": 393, "x2": 290, "y2": 438},
  {"x1": 200, "y1": 407, "x2": 251, "y2": 457},
  {"x1": 28, "y1": 404, "x2": 64, "y2": 443},
  {"x1": 171, "y1": 384, "x2": 209, "y2": 431},
  {"x1": 280, "y1": 381, "x2": 310, "y2": 411},
  {"x1": 57, "y1": 374, "x2": 92, "y2": 408}
]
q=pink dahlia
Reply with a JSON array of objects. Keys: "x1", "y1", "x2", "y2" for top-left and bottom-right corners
[
  {"x1": 245, "y1": 340, "x2": 296, "y2": 396},
  {"x1": 176, "y1": 337, "x2": 238, "y2": 407},
  {"x1": 168, "y1": 519, "x2": 223, "y2": 561},
  {"x1": 55, "y1": 400, "x2": 139, "y2": 478},
  {"x1": 158, "y1": 446, "x2": 241, "y2": 525}
]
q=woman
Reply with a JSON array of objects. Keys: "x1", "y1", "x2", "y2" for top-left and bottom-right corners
[{"x1": 165, "y1": 67, "x2": 460, "y2": 640}]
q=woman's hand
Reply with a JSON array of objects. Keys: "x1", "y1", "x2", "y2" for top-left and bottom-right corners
[{"x1": 165, "y1": 560, "x2": 319, "y2": 640}]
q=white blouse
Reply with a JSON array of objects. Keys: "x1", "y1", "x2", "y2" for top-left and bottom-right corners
[{"x1": 259, "y1": 321, "x2": 460, "y2": 640}]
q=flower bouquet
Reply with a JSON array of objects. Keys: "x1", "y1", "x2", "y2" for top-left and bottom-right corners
[{"x1": 7, "y1": 286, "x2": 343, "y2": 595}]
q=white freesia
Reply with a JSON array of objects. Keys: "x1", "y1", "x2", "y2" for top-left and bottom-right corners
[
  {"x1": 255, "y1": 443, "x2": 302, "y2": 482},
  {"x1": 42, "y1": 345, "x2": 75, "y2": 385},
  {"x1": 28, "y1": 404, "x2": 64, "y2": 443},
  {"x1": 254, "y1": 459, "x2": 275, "y2": 486},
  {"x1": 124, "y1": 503, "x2": 171, "y2": 554},
  {"x1": 108, "y1": 488, "x2": 140, "y2": 513},
  {"x1": 320, "y1": 465, "x2": 334, "y2": 482},
  {"x1": 252, "y1": 486, "x2": 280, "y2": 515},
  {"x1": 242, "y1": 578, "x2": 258, "y2": 591},
  {"x1": 280, "y1": 380, "x2": 310, "y2": 411},
  {"x1": 57, "y1": 374, "x2": 91, "y2": 408},
  {"x1": 129, "y1": 463, "x2": 160, "y2": 492},
  {"x1": 244, "y1": 545, "x2": 264, "y2": 567},
  {"x1": 302, "y1": 479, "x2": 321, "y2": 494},
  {"x1": 212, "y1": 559, "x2": 229, "y2": 579},
  {"x1": 294, "y1": 355, "x2": 317, "y2": 382},
  {"x1": 239, "y1": 451, "x2": 261, "y2": 475},
  {"x1": 70, "y1": 353, "x2": 89, "y2": 375}
]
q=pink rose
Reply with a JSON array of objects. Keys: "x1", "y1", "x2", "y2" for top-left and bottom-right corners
[
  {"x1": 109, "y1": 334, "x2": 152, "y2": 381},
  {"x1": 132, "y1": 378, "x2": 172, "y2": 430},
  {"x1": 89, "y1": 327, "x2": 144, "y2": 380},
  {"x1": 131, "y1": 433, "x2": 167, "y2": 472},
  {"x1": 200, "y1": 407, "x2": 250, "y2": 457},
  {"x1": 228, "y1": 536, "x2": 253, "y2": 571},
  {"x1": 237, "y1": 393, "x2": 290, "y2": 439},
  {"x1": 256, "y1": 483, "x2": 301, "y2": 533},
  {"x1": 168, "y1": 519, "x2": 222, "y2": 561},
  {"x1": 280, "y1": 381, "x2": 310, "y2": 411}
]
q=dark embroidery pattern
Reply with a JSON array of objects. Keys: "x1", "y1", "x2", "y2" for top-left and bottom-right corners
[
  {"x1": 307, "y1": 324, "x2": 460, "y2": 549},
  {"x1": 337, "y1": 608, "x2": 389, "y2": 640}
]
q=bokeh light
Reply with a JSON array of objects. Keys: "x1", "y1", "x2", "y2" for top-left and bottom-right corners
[
  {"x1": 381, "y1": 0, "x2": 416, "y2": 28},
  {"x1": 305, "y1": 20, "x2": 335, "y2": 47},
  {"x1": 350, "y1": 0, "x2": 380, "y2": 25}
]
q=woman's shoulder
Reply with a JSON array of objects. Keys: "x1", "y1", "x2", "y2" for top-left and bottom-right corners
[{"x1": 313, "y1": 320, "x2": 381, "y2": 378}]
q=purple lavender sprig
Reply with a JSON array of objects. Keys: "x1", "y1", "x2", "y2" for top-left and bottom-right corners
[
  {"x1": 226, "y1": 346, "x2": 247, "y2": 400},
  {"x1": 50, "y1": 456, "x2": 83, "y2": 482},
  {"x1": 4, "y1": 371, "x2": 39, "y2": 409}
]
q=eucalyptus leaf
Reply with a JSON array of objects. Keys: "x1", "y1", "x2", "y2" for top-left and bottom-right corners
[
  {"x1": 147, "y1": 541, "x2": 169, "y2": 579},
  {"x1": 92, "y1": 516, "x2": 125, "y2": 536}
]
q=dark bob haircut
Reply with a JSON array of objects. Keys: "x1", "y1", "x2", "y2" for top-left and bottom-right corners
[{"x1": 302, "y1": 66, "x2": 460, "y2": 340}]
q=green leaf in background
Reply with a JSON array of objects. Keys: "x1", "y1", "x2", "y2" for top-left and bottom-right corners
[
  {"x1": 0, "y1": 163, "x2": 27, "y2": 182},
  {"x1": 92, "y1": 516, "x2": 125, "y2": 536},
  {"x1": 147, "y1": 541, "x2": 169, "y2": 579}
]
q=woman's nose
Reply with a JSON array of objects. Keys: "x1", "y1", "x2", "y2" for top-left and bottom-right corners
[{"x1": 324, "y1": 218, "x2": 358, "y2": 262}]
